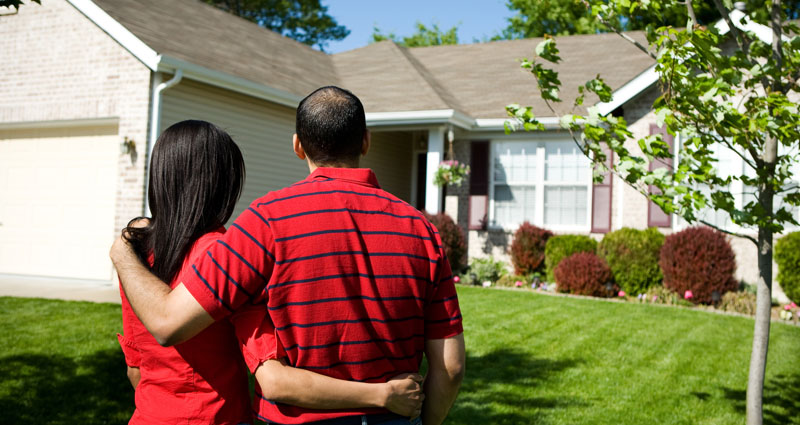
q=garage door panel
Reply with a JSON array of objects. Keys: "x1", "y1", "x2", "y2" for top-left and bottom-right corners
[{"x1": 0, "y1": 129, "x2": 119, "y2": 281}]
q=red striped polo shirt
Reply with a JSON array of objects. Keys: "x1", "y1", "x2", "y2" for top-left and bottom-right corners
[{"x1": 180, "y1": 167, "x2": 463, "y2": 424}]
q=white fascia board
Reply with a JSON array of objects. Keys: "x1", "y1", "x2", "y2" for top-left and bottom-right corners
[
  {"x1": 156, "y1": 56, "x2": 301, "y2": 108},
  {"x1": 474, "y1": 117, "x2": 562, "y2": 131},
  {"x1": 0, "y1": 117, "x2": 119, "y2": 130},
  {"x1": 366, "y1": 109, "x2": 474, "y2": 129},
  {"x1": 67, "y1": 0, "x2": 159, "y2": 70}
]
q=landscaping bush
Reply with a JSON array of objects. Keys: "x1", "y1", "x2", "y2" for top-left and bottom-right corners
[
  {"x1": 469, "y1": 257, "x2": 508, "y2": 285},
  {"x1": 718, "y1": 291, "x2": 758, "y2": 316},
  {"x1": 424, "y1": 212, "x2": 467, "y2": 274},
  {"x1": 635, "y1": 285, "x2": 694, "y2": 307},
  {"x1": 597, "y1": 227, "x2": 665, "y2": 295},
  {"x1": 510, "y1": 222, "x2": 553, "y2": 275},
  {"x1": 774, "y1": 231, "x2": 800, "y2": 304},
  {"x1": 544, "y1": 235, "x2": 598, "y2": 283},
  {"x1": 553, "y1": 252, "x2": 614, "y2": 297},
  {"x1": 660, "y1": 226, "x2": 738, "y2": 304}
]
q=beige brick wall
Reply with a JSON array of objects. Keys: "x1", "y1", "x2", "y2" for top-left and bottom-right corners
[{"x1": 0, "y1": 0, "x2": 152, "y2": 236}]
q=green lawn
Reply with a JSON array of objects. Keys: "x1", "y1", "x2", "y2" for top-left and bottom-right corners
[{"x1": 0, "y1": 287, "x2": 798, "y2": 424}]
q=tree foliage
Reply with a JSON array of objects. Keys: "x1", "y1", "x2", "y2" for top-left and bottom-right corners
[
  {"x1": 372, "y1": 21, "x2": 459, "y2": 47},
  {"x1": 204, "y1": 0, "x2": 349, "y2": 51},
  {"x1": 0, "y1": 0, "x2": 40, "y2": 9},
  {"x1": 505, "y1": 1, "x2": 800, "y2": 423},
  {"x1": 498, "y1": 0, "x2": 800, "y2": 39}
]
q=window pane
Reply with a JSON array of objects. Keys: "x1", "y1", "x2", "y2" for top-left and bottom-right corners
[
  {"x1": 544, "y1": 186, "x2": 587, "y2": 226},
  {"x1": 545, "y1": 142, "x2": 589, "y2": 183},
  {"x1": 494, "y1": 142, "x2": 536, "y2": 183},
  {"x1": 493, "y1": 184, "x2": 535, "y2": 228}
]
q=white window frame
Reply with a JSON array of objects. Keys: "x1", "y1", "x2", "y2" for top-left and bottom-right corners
[{"x1": 488, "y1": 136, "x2": 593, "y2": 233}]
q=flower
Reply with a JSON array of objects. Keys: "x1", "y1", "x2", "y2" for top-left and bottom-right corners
[
  {"x1": 652, "y1": 295, "x2": 658, "y2": 302},
  {"x1": 514, "y1": 280, "x2": 523, "y2": 287},
  {"x1": 433, "y1": 161, "x2": 470, "y2": 187},
  {"x1": 791, "y1": 302, "x2": 798, "y2": 309},
  {"x1": 618, "y1": 291, "x2": 626, "y2": 297},
  {"x1": 453, "y1": 276, "x2": 460, "y2": 283},
  {"x1": 684, "y1": 290, "x2": 694, "y2": 299},
  {"x1": 482, "y1": 281, "x2": 492, "y2": 288},
  {"x1": 785, "y1": 304, "x2": 792, "y2": 311}
]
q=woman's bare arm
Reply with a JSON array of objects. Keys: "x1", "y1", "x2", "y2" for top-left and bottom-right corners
[{"x1": 254, "y1": 359, "x2": 424, "y2": 418}]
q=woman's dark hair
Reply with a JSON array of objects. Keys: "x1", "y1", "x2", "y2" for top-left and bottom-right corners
[
  {"x1": 123, "y1": 120, "x2": 245, "y2": 284},
  {"x1": 296, "y1": 86, "x2": 366, "y2": 165}
]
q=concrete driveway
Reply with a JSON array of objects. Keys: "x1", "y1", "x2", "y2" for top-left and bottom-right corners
[{"x1": 0, "y1": 274, "x2": 120, "y2": 304}]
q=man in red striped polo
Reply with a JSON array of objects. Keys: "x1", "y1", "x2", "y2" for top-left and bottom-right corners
[{"x1": 111, "y1": 86, "x2": 465, "y2": 425}]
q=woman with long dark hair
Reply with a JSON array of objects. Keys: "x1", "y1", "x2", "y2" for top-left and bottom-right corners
[{"x1": 117, "y1": 120, "x2": 422, "y2": 424}]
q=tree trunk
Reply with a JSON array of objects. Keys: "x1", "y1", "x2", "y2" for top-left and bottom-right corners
[{"x1": 746, "y1": 133, "x2": 777, "y2": 425}]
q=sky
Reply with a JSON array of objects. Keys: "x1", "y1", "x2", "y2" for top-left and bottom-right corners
[{"x1": 324, "y1": 0, "x2": 514, "y2": 53}]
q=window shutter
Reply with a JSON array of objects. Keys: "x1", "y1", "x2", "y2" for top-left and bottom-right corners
[
  {"x1": 591, "y1": 144, "x2": 613, "y2": 233},
  {"x1": 647, "y1": 124, "x2": 674, "y2": 228},
  {"x1": 469, "y1": 141, "x2": 489, "y2": 230}
]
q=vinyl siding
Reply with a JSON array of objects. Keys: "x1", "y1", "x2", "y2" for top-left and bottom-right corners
[{"x1": 362, "y1": 131, "x2": 413, "y2": 203}]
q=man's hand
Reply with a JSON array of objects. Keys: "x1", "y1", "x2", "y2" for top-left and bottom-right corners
[
  {"x1": 111, "y1": 218, "x2": 213, "y2": 346},
  {"x1": 109, "y1": 218, "x2": 148, "y2": 267},
  {"x1": 384, "y1": 373, "x2": 425, "y2": 418}
]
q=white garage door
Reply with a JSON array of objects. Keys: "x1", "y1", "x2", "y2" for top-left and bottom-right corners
[{"x1": 0, "y1": 125, "x2": 119, "y2": 282}]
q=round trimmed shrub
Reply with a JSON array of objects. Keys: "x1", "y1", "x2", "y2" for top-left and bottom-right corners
[
  {"x1": 424, "y1": 212, "x2": 467, "y2": 274},
  {"x1": 554, "y1": 252, "x2": 614, "y2": 297},
  {"x1": 659, "y1": 226, "x2": 738, "y2": 304},
  {"x1": 544, "y1": 234, "x2": 598, "y2": 283},
  {"x1": 775, "y1": 231, "x2": 800, "y2": 304},
  {"x1": 510, "y1": 222, "x2": 553, "y2": 275},
  {"x1": 598, "y1": 227, "x2": 664, "y2": 295}
]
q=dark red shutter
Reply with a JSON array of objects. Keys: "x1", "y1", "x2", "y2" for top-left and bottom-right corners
[
  {"x1": 591, "y1": 144, "x2": 613, "y2": 233},
  {"x1": 647, "y1": 124, "x2": 674, "y2": 228},
  {"x1": 469, "y1": 141, "x2": 489, "y2": 230}
]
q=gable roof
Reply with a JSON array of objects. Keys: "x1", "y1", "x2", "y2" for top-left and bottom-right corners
[
  {"x1": 69, "y1": 0, "x2": 773, "y2": 127},
  {"x1": 87, "y1": 0, "x2": 337, "y2": 99}
]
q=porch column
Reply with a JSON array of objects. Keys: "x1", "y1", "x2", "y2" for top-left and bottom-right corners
[{"x1": 425, "y1": 127, "x2": 445, "y2": 213}]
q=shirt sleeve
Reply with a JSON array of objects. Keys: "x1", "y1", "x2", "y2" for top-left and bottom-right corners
[
  {"x1": 229, "y1": 301, "x2": 286, "y2": 374},
  {"x1": 424, "y1": 232, "x2": 463, "y2": 340},
  {"x1": 117, "y1": 283, "x2": 142, "y2": 367},
  {"x1": 178, "y1": 204, "x2": 276, "y2": 321}
]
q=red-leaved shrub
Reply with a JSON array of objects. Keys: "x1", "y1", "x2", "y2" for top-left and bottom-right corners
[
  {"x1": 424, "y1": 212, "x2": 467, "y2": 274},
  {"x1": 554, "y1": 252, "x2": 615, "y2": 297},
  {"x1": 510, "y1": 222, "x2": 553, "y2": 275},
  {"x1": 659, "y1": 226, "x2": 738, "y2": 304}
]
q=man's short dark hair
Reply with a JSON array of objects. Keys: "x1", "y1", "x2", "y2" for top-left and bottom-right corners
[{"x1": 296, "y1": 86, "x2": 366, "y2": 165}]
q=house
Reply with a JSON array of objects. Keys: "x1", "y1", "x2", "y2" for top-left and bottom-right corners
[{"x1": 0, "y1": 0, "x2": 791, "y2": 301}]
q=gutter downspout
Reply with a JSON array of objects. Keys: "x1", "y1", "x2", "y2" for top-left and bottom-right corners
[{"x1": 144, "y1": 69, "x2": 183, "y2": 216}]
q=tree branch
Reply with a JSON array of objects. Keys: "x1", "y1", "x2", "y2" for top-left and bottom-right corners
[
  {"x1": 580, "y1": 0, "x2": 657, "y2": 59},
  {"x1": 699, "y1": 219, "x2": 758, "y2": 244},
  {"x1": 712, "y1": 0, "x2": 750, "y2": 57}
]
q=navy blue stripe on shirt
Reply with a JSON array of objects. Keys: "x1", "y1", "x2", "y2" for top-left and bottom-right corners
[
  {"x1": 257, "y1": 189, "x2": 405, "y2": 207},
  {"x1": 275, "y1": 315, "x2": 424, "y2": 331},
  {"x1": 268, "y1": 208, "x2": 423, "y2": 223},
  {"x1": 427, "y1": 314, "x2": 462, "y2": 323},
  {"x1": 290, "y1": 178, "x2": 334, "y2": 187},
  {"x1": 205, "y1": 251, "x2": 253, "y2": 299},
  {"x1": 431, "y1": 295, "x2": 459, "y2": 303},
  {"x1": 275, "y1": 250, "x2": 437, "y2": 265},
  {"x1": 275, "y1": 228, "x2": 432, "y2": 243},
  {"x1": 283, "y1": 333, "x2": 424, "y2": 351},
  {"x1": 302, "y1": 351, "x2": 423, "y2": 370},
  {"x1": 269, "y1": 294, "x2": 424, "y2": 310},
  {"x1": 231, "y1": 223, "x2": 275, "y2": 261},
  {"x1": 268, "y1": 273, "x2": 432, "y2": 290},
  {"x1": 246, "y1": 207, "x2": 271, "y2": 228},
  {"x1": 191, "y1": 265, "x2": 234, "y2": 312},
  {"x1": 215, "y1": 240, "x2": 270, "y2": 285}
]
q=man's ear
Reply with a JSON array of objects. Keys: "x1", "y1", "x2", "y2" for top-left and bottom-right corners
[
  {"x1": 361, "y1": 130, "x2": 370, "y2": 156},
  {"x1": 292, "y1": 134, "x2": 306, "y2": 160}
]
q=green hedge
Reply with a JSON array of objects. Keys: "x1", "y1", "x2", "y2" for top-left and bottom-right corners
[
  {"x1": 544, "y1": 235, "x2": 598, "y2": 283},
  {"x1": 598, "y1": 227, "x2": 664, "y2": 295},
  {"x1": 775, "y1": 231, "x2": 800, "y2": 304}
]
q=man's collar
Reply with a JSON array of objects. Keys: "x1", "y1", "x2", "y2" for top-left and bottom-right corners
[{"x1": 308, "y1": 167, "x2": 381, "y2": 189}]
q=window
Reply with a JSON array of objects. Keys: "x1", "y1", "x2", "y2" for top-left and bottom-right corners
[{"x1": 490, "y1": 140, "x2": 592, "y2": 230}]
